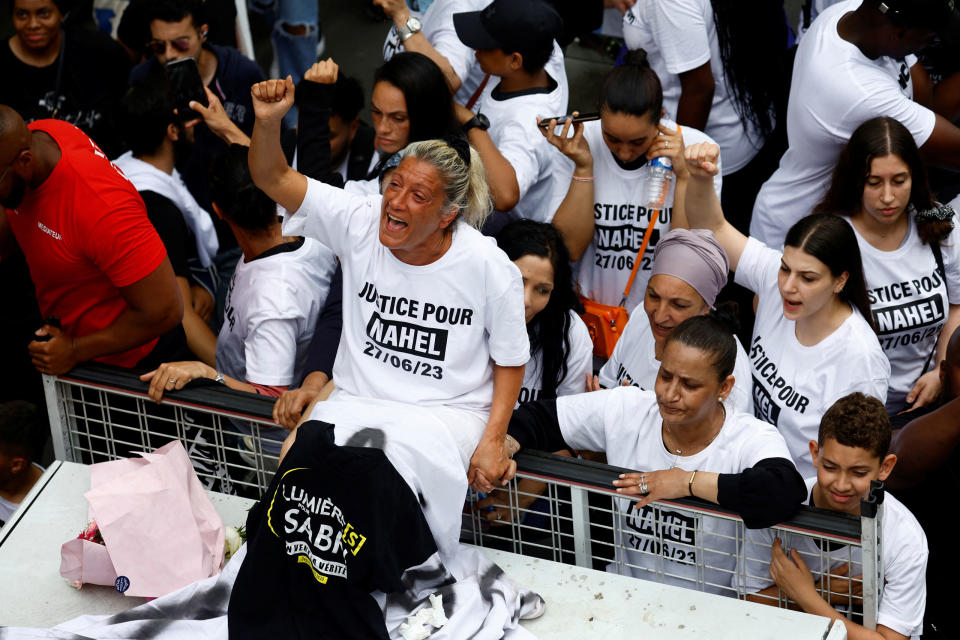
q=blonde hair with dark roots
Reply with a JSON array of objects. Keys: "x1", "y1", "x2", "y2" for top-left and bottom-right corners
[{"x1": 400, "y1": 139, "x2": 493, "y2": 230}]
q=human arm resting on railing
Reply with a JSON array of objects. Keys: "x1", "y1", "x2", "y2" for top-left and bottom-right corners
[
  {"x1": 507, "y1": 398, "x2": 574, "y2": 453},
  {"x1": 768, "y1": 539, "x2": 911, "y2": 640},
  {"x1": 248, "y1": 77, "x2": 308, "y2": 214},
  {"x1": 613, "y1": 458, "x2": 805, "y2": 527},
  {"x1": 30, "y1": 258, "x2": 183, "y2": 375}
]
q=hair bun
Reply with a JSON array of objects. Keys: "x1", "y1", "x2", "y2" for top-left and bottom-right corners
[
  {"x1": 623, "y1": 48, "x2": 650, "y2": 69},
  {"x1": 709, "y1": 302, "x2": 741, "y2": 336}
]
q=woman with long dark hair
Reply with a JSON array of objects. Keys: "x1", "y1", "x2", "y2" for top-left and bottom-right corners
[
  {"x1": 815, "y1": 116, "x2": 960, "y2": 413},
  {"x1": 622, "y1": 0, "x2": 787, "y2": 227},
  {"x1": 547, "y1": 49, "x2": 722, "y2": 312},
  {"x1": 680, "y1": 142, "x2": 890, "y2": 479},
  {"x1": 495, "y1": 220, "x2": 591, "y2": 403},
  {"x1": 295, "y1": 52, "x2": 460, "y2": 195}
]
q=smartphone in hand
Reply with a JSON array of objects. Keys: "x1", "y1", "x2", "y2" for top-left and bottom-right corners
[
  {"x1": 537, "y1": 112, "x2": 601, "y2": 129},
  {"x1": 166, "y1": 57, "x2": 208, "y2": 122}
]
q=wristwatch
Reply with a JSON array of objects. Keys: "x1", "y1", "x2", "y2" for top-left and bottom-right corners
[
  {"x1": 462, "y1": 113, "x2": 490, "y2": 133},
  {"x1": 214, "y1": 371, "x2": 226, "y2": 385},
  {"x1": 397, "y1": 15, "x2": 423, "y2": 42}
]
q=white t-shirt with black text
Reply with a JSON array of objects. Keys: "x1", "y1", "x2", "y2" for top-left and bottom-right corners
[
  {"x1": 735, "y1": 238, "x2": 890, "y2": 478},
  {"x1": 740, "y1": 477, "x2": 927, "y2": 639},
  {"x1": 750, "y1": 0, "x2": 936, "y2": 247},
  {"x1": 558, "y1": 119, "x2": 722, "y2": 309},
  {"x1": 472, "y1": 72, "x2": 568, "y2": 224},
  {"x1": 851, "y1": 214, "x2": 960, "y2": 412},
  {"x1": 284, "y1": 179, "x2": 530, "y2": 415},
  {"x1": 557, "y1": 386, "x2": 794, "y2": 596},
  {"x1": 621, "y1": 0, "x2": 763, "y2": 173},
  {"x1": 597, "y1": 305, "x2": 754, "y2": 415},
  {"x1": 215, "y1": 238, "x2": 337, "y2": 386},
  {"x1": 518, "y1": 310, "x2": 592, "y2": 405}
]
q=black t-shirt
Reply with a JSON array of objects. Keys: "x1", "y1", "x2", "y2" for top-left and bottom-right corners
[
  {"x1": 228, "y1": 421, "x2": 438, "y2": 639},
  {"x1": 0, "y1": 28, "x2": 130, "y2": 158},
  {"x1": 139, "y1": 191, "x2": 197, "y2": 280}
]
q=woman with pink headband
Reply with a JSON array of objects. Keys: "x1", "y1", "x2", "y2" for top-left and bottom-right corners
[{"x1": 596, "y1": 228, "x2": 754, "y2": 415}]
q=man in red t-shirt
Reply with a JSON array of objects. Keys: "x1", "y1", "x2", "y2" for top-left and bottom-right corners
[{"x1": 0, "y1": 106, "x2": 183, "y2": 374}]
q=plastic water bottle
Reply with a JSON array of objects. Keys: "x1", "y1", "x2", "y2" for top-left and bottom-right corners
[{"x1": 645, "y1": 155, "x2": 674, "y2": 207}]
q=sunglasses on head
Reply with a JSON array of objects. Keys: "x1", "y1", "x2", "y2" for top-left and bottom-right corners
[{"x1": 147, "y1": 36, "x2": 193, "y2": 55}]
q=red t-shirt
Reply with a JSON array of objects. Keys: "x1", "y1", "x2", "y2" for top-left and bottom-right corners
[{"x1": 5, "y1": 120, "x2": 167, "y2": 367}]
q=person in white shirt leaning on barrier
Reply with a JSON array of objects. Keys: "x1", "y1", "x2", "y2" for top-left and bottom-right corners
[
  {"x1": 678, "y1": 141, "x2": 890, "y2": 479},
  {"x1": 248, "y1": 76, "x2": 529, "y2": 504},
  {"x1": 503, "y1": 315, "x2": 807, "y2": 596},
  {"x1": 740, "y1": 392, "x2": 928, "y2": 640}
]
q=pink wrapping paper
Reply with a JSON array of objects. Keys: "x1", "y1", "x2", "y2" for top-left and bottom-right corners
[
  {"x1": 60, "y1": 538, "x2": 118, "y2": 587},
  {"x1": 59, "y1": 440, "x2": 225, "y2": 598}
]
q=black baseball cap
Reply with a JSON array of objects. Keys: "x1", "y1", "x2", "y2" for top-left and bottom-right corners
[
  {"x1": 453, "y1": 0, "x2": 562, "y2": 54},
  {"x1": 876, "y1": 0, "x2": 960, "y2": 36}
]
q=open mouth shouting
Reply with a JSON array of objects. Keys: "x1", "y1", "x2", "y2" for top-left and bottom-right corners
[
  {"x1": 384, "y1": 212, "x2": 408, "y2": 232},
  {"x1": 782, "y1": 298, "x2": 802, "y2": 315}
]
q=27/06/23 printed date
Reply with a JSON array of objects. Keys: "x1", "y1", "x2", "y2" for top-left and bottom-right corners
[{"x1": 363, "y1": 341, "x2": 443, "y2": 379}]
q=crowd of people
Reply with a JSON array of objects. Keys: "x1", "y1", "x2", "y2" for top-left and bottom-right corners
[{"x1": 1, "y1": 0, "x2": 959, "y2": 637}]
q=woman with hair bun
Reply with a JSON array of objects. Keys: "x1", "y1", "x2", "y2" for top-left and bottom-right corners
[
  {"x1": 249, "y1": 78, "x2": 531, "y2": 559},
  {"x1": 546, "y1": 49, "x2": 723, "y2": 312},
  {"x1": 815, "y1": 116, "x2": 960, "y2": 413},
  {"x1": 681, "y1": 141, "x2": 890, "y2": 479},
  {"x1": 597, "y1": 228, "x2": 753, "y2": 415}
]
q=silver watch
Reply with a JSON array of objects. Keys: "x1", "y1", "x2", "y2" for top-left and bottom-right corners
[
  {"x1": 397, "y1": 15, "x2": 422, "y2": 42},
  {"x1": 214, "y1": 371, "x2": 226, "y2": 385}
]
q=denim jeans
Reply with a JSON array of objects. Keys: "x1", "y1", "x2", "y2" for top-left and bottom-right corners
[{"x1": 250, "y1": 0, "x2": 319, "y2": 127}]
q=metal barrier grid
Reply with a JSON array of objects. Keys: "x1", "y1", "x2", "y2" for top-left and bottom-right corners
[
  {"x1": 44, "y1": 365, "x2": 881, "y2": 625},
  {"x1": 462, "y1": 469, "x2": 880, "y2": 621}
]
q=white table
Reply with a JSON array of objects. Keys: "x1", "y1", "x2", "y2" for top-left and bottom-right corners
[{"x1": 0, "y1": 462, "x2": 845, "y2": 638}]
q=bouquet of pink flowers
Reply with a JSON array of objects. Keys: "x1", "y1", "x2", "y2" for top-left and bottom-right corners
[{"x1": 59, "y1": 440, "x2": 225, "y2": 598}]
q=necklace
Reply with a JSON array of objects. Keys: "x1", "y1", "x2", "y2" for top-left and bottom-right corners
[{"x1": 662, "y1": 404, "x2": 726, "y2": 468}]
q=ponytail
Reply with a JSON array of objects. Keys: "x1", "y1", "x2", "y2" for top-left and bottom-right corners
[
  {"x1": 401, "y1": 139, "x2": 493, "y2": 230},
  {"x1": 599, "y1": 49, "x2": 663, "y2": 122}
]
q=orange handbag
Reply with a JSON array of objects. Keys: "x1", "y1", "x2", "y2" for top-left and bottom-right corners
[{"x1": 579, "y1": 211, "x2": 659, "y2": 358}]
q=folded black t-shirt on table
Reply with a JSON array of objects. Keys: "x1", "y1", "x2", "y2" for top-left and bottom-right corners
[{"x1": 228, "y1": 420, "x2": 438, "y2": 639}]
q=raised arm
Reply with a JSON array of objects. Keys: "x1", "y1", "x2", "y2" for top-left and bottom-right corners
[
  {"x1": 375, "y1": 0, "x2": 463, "y2": 94},
  {"x1": 248, "y1": 77, "x2": 309, "y2": 213},
  {"x1": 680, "y1": 142, "x2": 748, "y2": 270},
  {"x1": 540, "y1": 117, "x2": 595, "y2": 260}
]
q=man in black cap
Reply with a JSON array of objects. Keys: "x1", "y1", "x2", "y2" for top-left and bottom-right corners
[
  {"x1": 453, "y1": 0, "x2": 569, "y2": 232},
  {"x1": 751, "y1": 0, "x2": 960, "y2": 248}
]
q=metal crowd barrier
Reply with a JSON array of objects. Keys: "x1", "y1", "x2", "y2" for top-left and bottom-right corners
[{"x1": 43, "y1": 364, "x2": 882, "y2": 627}]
